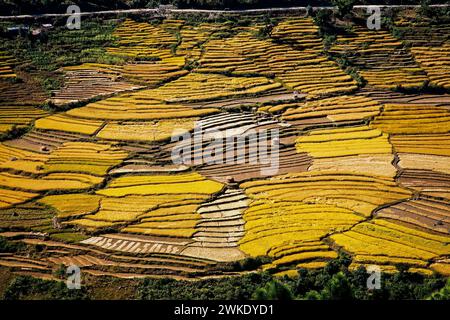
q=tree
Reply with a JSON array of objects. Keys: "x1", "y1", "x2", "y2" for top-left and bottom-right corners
[
  {"x1": 428, "y1": 278, "x2": 450, "y2": 300},
  {"x1": 295, "y1": 268, "x2": 314, "y2": 296},
  {"x1": 304, "y1": 290, "x2": 323, "y2": 300},
  {"x1": 322, "y1": 272, "x2": 353, "y2": 300},
  {"x1": 0, "y1": 236, "x2": 25, "y2": 253},
  {"x1": 313, "y1": 8, "x2": 333, "y2": 28},
  {"x1": 331, "y1": 0, "x2": 356, "y2": 18},
  {"x1": 252, "y1": 280, "x2": 293, "y2": 300},
  {"x1": 306, "y1": 5, "x2": 313, "y2": 17},
  {"x1": 418, "y1": 0, "x2": 433, "y2": 17}
]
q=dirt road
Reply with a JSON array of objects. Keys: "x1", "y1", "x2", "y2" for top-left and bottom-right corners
[{"x1": 0, "y1": 4, "x2": 448, "y2": 20}]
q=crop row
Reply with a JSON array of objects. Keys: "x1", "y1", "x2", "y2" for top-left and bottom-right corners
[
  {"x1": 398, "y1": 153, "x2": 450, "y2": 176},
  {"x1": 198, "y1": 27, "x2": 356, "y2": 97},
  {"x1": 329, "y1": 26, "x2": 429, "y2": 90},
  {"x1": 375, "y1": 198, "x2": 450, "y2": 235},
  {"x1": 44, "y1": 142, "x2": 128, "y2": 175},
  {"x1": 0, "y1": 105, "x2": 48, "y2": 134},
  {"x1": 296, "y1": 125, "x2": 391, "y2": 158},
  {"x1": 42, "y1": 173, "x2": 225, "y2": 236},
  {"x1": 0, "y1": 172, "x2": 103, "y2": 191},
  {"x1": 370, "y1": 103, "x2": 450, "y2": 134},
  {"x1": 398, "y1": 169, "x2": 450, "y2": 201},
  {"x1": 275, "y1": 95, "x2": 381, "y2": 122},
  {"x1": 394, "y1": 15, "x2": 449, "y2": 47},
  {"x1": 391, "y1": 134, "x2": 450, "y2": 157},
  {"x1": 411, "y1": 44, "x2": 450, "y2": 90},
  {"x1": 271, "y1": 18, "x2": 322, "y2": 50},
  {"x1": 238, "y1": 199, "x2": 360, "y2": 257},
  {"x1": 0, "y1": 188, "x2": 38, "y2": 209},
  {"x1": 107, "y1": 19, "x2": 178, "y2": 59},
  {"x1": 66, "y1": 93, "x2": 219, "y2": 121},
  {"x1": 331, "y1": 219, "x2": 450, "y2": 266},
  {"x1": 0, "y1": 51, "x2": 17, "y2": 79},
  {"x1": 51, "y1": 66, "x2": 143, "y2": 105},
  {"x1": 241, "y1": 172, "x2": 411, "y2": 217}
]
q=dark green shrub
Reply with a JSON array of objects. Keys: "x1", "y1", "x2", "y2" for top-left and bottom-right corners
[{"x1": 331, "y1": 0, "x2": 356, "y2": 18}]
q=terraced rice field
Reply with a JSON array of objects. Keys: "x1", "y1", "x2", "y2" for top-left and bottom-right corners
[
  {"x1": 411, "y1": 45, "x2": 450, "y2": 90},
  {"x1": 198, "y1": 18, "x2": 357, "y2": 97},
  {"x1": 0, "y1": 51, "x2": 17, "y2": 79},
  {"x1": 51, "y1": 65, "x2": 145, "y2": 105},
  {"x1": 0, "y1": 105, "x2": 49, "y2": 135},
  {"x1": 394, "y1": 15, "x2": 450, "y2": 89},
  {"x1": 0, "y1": 10, "x2": 449, "y2": 281},
  {"x1": 329, "y1": 25, "x2": 429, "y2": 90},
  {"x1": 0, "y1": 77, "x2": 48, "y2": 105}
]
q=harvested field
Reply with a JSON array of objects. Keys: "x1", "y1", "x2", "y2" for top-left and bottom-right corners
[
  {"x1": 161, "y1": 112, "x2": 313, "y2": 182},
  {"x1": 398, "y1": 169, "x2": 450, "y2": 200},
  {"x1": 0, "y1": 69, "x2": 48, "y2": 105},
  {"x1": 375, "y1": 198, "x2": 450, "y2": 234},
  {"x1": 391, "y1": 134, "x2": 450, "y2": 157},
  {"x1": 198, "y1": 145, "x2": 312, "y2": 183},
  {"x1": 358, "y1": 89, "x2": 450, "y2": 106},
  {"x1": 50, "y1": 65, "x2": 144, "y2": 105},
  {"x1": 193, "y1": 188, "x2": 247, "y2": 248},
  {"x1": 3, "y1": 129, "x2": 89, "y2": 154},
  {"x1": 398, "y1": 153, "x2": 450, "y2": 175},
  {"x1": 82, "y1": 235, "x2": 188, "y2": 255}
]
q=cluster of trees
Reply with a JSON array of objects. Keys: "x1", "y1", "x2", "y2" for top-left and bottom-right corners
[
  {"x1": 253, "y1": 255, "x2": 448, "y2": 300},
  {"x1": 137, "y1": 253, "x2": 449, "y2": 300},
  {"x1": 3, "y1": 275, "x2": 88, "y2": 300},
  {"x1": 1, "y1": 1, "x2": 448, "y2": 15},
  {"x1": 0, "y1": 237, "x2": 25, "y2": 253},
  {"x1": 2, "y1": 253, "x2": 449, "y2": 299}
]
